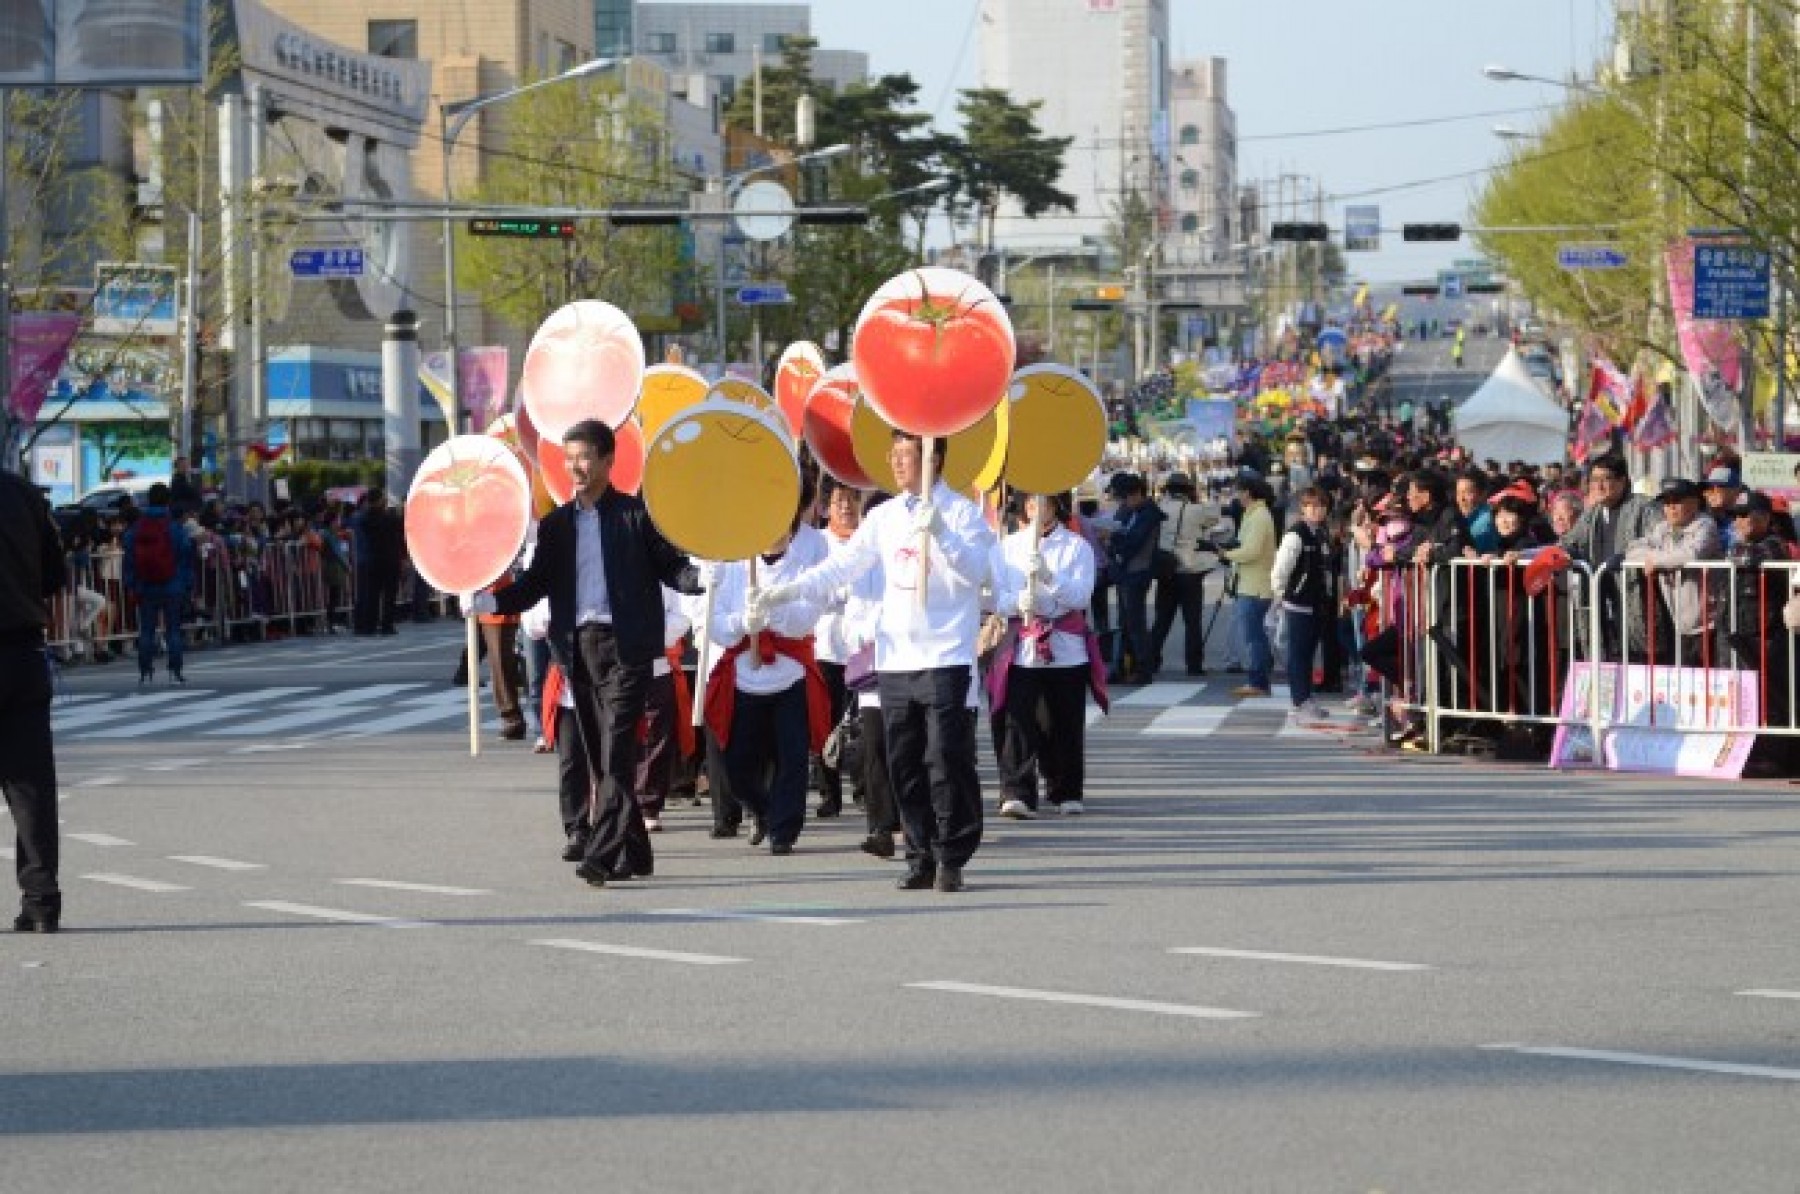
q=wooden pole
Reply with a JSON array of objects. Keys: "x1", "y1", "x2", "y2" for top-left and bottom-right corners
[{"x1": 466, "y1": 609, "x2": 480, "y2": 757}]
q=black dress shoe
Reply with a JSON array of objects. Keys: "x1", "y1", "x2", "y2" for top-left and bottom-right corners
[
  {"x1": 896, "y1": 870, "x2": 936, "y2": 891},
  {"x1": 561, "y1": 836, "x2": 586, "y2": 862},
  {"x1": 604, "y1": 868, "x2": 636, "y2": 882},
  {"x1": 748, "y1": 819, "x2": 766, "y2": 847},
  {"x1": 934, "y1": 866, "x2": 965, "y2": 893},
  {"x1": 815, "y1": 799, "x2": 842, "y2": 819},
  {"x1": 859, "y1": 833, "x2": 896, "y2": 859},
  {"x1": 708, "y1": 825, "x2": 740, "y2": 839},
  {"x1": 770, "y1": 842, "x2": 794, "y2": 856},
  {"x1": 573, "y1": 861, "x2": 608, "y2": 887},
  {"x1": 13, "y1": 911, "x2": 58, "y2": 934}
]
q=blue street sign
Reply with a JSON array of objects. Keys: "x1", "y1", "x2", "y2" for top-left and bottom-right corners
[
  {"x1": 1557, "y1": 244, "x2": 1630, "y2": 271},
  {"x1": 289, "y1": 248, "x2": 365, "y2": 279},
  {"x1": 1693, "y1": 243, "x2": 1771, "y2": 320},
  {"x1": 735, "y1": 283, "x2": 791, "y2": 306},
  {"x1": 1441, "y1": 273, "x2": 1465, "y2": 299}
]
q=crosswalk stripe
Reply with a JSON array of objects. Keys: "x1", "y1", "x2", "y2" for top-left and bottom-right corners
[
  {"x1": 83, "y1": 688, "x2": 322, "y2": 738},
  {"x1": 207, "y1": 683, "x2": 428, "y2": 736},
  {"x1": 1114, "y1": 682, "x2": 1206, "y2": 708},
  {"x1": 340, "y1": 691, "x2": 480, "y2": 736},
  {"x1": 52, "y1": 690, "x2": 211, "y2": 730},
  {"x1": 1142, "y1": 706, "x2": 1229, "y2": 737}
]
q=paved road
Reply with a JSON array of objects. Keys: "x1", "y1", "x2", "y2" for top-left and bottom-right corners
[
  {"x1": 1383, "y1": 328, "x2": 1512, "y2": 417},
  {"x1": 8, "y1": 620, "x2": 1800, "y2": 1191}
]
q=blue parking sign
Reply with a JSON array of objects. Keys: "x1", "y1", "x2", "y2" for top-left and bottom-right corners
[{"x1": 1693, "y1": 243, "x2": 1771, "y2": 320}]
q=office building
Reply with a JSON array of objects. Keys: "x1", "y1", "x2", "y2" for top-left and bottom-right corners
[{"x1": 636, "y1": 3, "x2": 868, "y2": 103}]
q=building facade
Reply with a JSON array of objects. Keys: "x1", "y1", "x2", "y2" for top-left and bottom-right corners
[
  {"x1": 635, "y1": 2, "x2": 868, "y2": 103},
  {"x1": 1167, "y1": 58, "x2": 1236, "y2": 267},
  {"x1": 979, "y1": 0, "x2": 1171, "y2": 250}
]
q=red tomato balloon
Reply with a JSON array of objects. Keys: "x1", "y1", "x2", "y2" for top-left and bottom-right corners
[
  {"x1": 774, "y1": 341, "x2": 826, "y2": 437},
  {"x1": 405, "y1": 435, "x2": 531, "y2": 595},
  {"x1": 534, "y1": 419, "x2": 643, "y2": 500},
  {"x1": 851, "y1": 267, "x2": 1014, "y2": 439},
  {"x1": 519, "y1": 300, "x2": 645, "y2": 441},
  {"x1": 513, "y1": 396, "x2": 542, "y2": 466},
  {"x1": 803, "y1": 364, "x2": 877, "y2": 490}
]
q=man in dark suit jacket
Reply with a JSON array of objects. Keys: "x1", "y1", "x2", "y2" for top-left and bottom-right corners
[{"x1": 467, "y1": 419, "x2": 702, "y2": 886}]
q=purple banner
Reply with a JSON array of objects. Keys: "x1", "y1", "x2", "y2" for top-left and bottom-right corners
[
  {"x1": 458, "y1": 346, "x2": 510, "y2": 430},
  {"x1": 7, "y1": 312, "x2": 84, "y2": 422}
]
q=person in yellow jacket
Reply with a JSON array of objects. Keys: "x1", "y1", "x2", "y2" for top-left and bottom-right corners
[{"x1": 1223, "y1": 475, "x2": 1277, "y2": 698}]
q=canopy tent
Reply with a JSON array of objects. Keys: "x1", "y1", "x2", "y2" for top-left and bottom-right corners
[{"x1": 1453, "y1": 350, "x2": 1571, "y2": 465}]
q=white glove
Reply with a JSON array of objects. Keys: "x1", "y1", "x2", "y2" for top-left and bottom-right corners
[
  {"x1": 1028, "y1": 551, "x2": 1051, "y2": 583},
  {"x1": 742, "y1": 593, "x2": 770, "y2": 637},
  {"x1": 760, "y1": 581, "x2": 799, "y2": 607},
  {"x1": 912, "y1": 501, "x2": 941, "y2": 537},
  {"x1": 460, "y1": 591, "x2": 497, "y2": 618},
  {"x1": 1018, "y1": 586, "x2": 1039, "y2": 619}
]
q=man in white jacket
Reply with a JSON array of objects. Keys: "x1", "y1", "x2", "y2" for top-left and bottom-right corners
[{"x1": 758, "y1": 432, "x2": 995, "y2": 892}]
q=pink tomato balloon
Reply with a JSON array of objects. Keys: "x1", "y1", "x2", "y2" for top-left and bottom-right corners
[
  {"x1": 404, "y1": 435, "x2": 531, "y2": 595},
  {"x1": 851, "y1": 267, "x2": 1014, "y2": 439},
  {"x1": 536, "y1": 435, "x2": 574, "y2": 505},
  {"x1": 803, "y1": 364, "x2": 877, "y2": 490},
  {"x1": 519, "y1": 300, "x2": 646, "y2": 440},
  {"x1": 774, "y1": 341, "x2": 826, "y2": 438}
]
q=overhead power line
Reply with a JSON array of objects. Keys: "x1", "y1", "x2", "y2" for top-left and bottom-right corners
[{"x1": 1241, "y1": 105, "x2": 1554, "y2": 142}]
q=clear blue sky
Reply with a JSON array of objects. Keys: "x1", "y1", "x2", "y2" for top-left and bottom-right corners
[{"x1": 790, "y1": 0, "x2": 1613, "y2": 283}]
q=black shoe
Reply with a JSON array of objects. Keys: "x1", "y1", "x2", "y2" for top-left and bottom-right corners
[
  {"x1": 561, "y1": 833, "x2": 588, "y2": 862},
  {"x1": 499, "y1": 724, "x2": 527, "y2": 741},
  {"x1": 896, "y1": 870, "x2": 936, "y2": 891},
  {"x1": 169, "y1": 669, "x2": 186, "y2": 685},
  {"x1": 573, "y1": 861, "x2": 608, "y2": 887},
  {"x1": 604, "y1": 868, "x2": 637, "y2": 882},
  {"x1": 770, "y1": 842, "x2": 794, "y2": 856},
  {"x1": 748, "y1": 819, "x2": 766, "y2": 847},
  {"x1": 859, "y1": 833, "x2": 896, "y2": 859},
  {"x1": 709, "y1": 825, "x2": 740, "y2": 839},
  {"x1": 934, "y1": 866, "x2": 965, "y2": 893},
  {"x1": 138, "y1": 670, "x2": 153, "y2": 685},
  {"x1": 13, "y1": 911, "x2": 59, "y2": 933},
  {"x1": 815, "y1": 799, "x2": 842, "y2": 819}
]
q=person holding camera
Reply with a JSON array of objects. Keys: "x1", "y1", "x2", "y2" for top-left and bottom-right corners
[{"x1": 1149, "y1": 472, "x2": 1217, "y2": 677}]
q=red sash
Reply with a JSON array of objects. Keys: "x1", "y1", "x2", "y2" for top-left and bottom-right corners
[
  {"x1": 703, "y1": 631, "x2": 831, "y2": 752},
  {"x1": 548, "y1": 650, "x2": 697, "y2": 758},
  {"x1": 541, "y1": 664, "x2": 566, "y2": 748}
]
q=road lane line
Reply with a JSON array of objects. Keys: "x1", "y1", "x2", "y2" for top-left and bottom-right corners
[
  {"x1": 77, "y1": 775, "x2": 124, "y2": 787},
  {"x1": 1737, "y1": 989, "x2": 1800, "y2": 1001},
  {"x1": 337, "y1": 879, "x2": 491, "y2": 896},
  {"x1": 52, "y1": 691, "x2": 207, "y2": 730},
  {"x1": 337, "y1": 692, "x2": 475, "y2": 736},
  {"x1": 1169, "y1": 947, "x2": 1433, "y2": 972},
  {"x1": 1114, "y1": 682, "x2": 1206, "y2": 708},
  {"x1": 141, "y1": 758, "x2": 208, "y2": 771},
  {"x1": 85, "y1": 689, "x2": 321, "y2": 738},
  {"x1": 906, "y1": 980, "x2": 1258, "y2": 1020},
  {"x1": 67, "y1": 832, "x2": 134, "y2": 847},
  {"x1": 1142, "y1": 707, "x2": 1229, "y2": 737},
  {"x1": 531, "y1": 938, "x2": 746, "y2": 966},
  {"x1": 167, "y1": 855, "x2": 266, "y2": 871},
  {"x1": 84, "y1": 873, "x2": 190, "y2": 893},
  {"x1": 246, "y1": 900, "x2": 432, "y2": 928},
  {"x1": 646, "y1": 907, "x2": 865, "y2": 926},
  {"x1": 209, "y1": 684, "x2": 429, "y2": 736},
  {"x1": 1483, "y1": 1044, "x2": 1800, "y2": 1083}
]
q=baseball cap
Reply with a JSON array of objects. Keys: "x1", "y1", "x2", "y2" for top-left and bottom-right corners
[
  {"x1": 1487, "y1": 479, "x2": 1539, "y2": 507},
  {"x1": 1658, "y1": 477, "x2": 1701, "y2": 503},
  {"x1": 1732, "y1": 489, "x2": 1774, "y2": 516},
  {"x1": 1703, "y1": 465, "x2": 1741, "y2": 488}
]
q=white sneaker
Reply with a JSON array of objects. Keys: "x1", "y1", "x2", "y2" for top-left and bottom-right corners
[
  {"x1": 1060, "y1": 800, "x2": 1085, "y2": 816},
  {"x1": 1303, "y1": 700, "x2": 1332, "y2": 723},
  {"x1": 999, "y1": 799, "x2": 1035, "y2": 820},
  {"x1": 643, "y1": 816, "x2": 663, "y2": 832}
]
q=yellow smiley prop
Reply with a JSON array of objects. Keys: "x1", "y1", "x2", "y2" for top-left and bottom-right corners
[
  {"x1": 850, "y1": 397, "x2": 1009, "y2": 494},
  {"x1": 642, "y1": 400, "x2": 801, "y2": 561},
  {"x1": 1003, "y1": 364, "x2": 1107, "y2": 495},
  {"x1": 637, "y1": 364, "x2": 710, "y2": 441}
]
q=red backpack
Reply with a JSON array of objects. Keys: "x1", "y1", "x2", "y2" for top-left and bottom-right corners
[{"x1": 134, "y1": 514, "x2": 177, "y2": 585}]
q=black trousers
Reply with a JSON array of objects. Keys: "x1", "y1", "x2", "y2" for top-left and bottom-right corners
[
  {"x1": 633, "y1": 671, "x2": 678, "y2": 817},
  {"x1": 568, "y1": 625, "x2": 654, "y2": 875},
  {"x1": 1, "y1": 644, "x2": 58, "y2": 916},
  {"x1": 859, "y1": 704, "x2": 899, "y2": 835},
  {"x1": 722, "y1": 682, "x2": 812, "y2": 848},
  {"x1": 354, "y1": 565, "x2": 400, "y2": 634},
  {"x1": 880, "y1": 666, "x2": 982, "y2": 873},
  {"x1": 706, "y1": 727, "x2": 742, "y2": 832},
  {"x1": 1150, "y1": 570, "x2": 1209, "y2": 673},
  {"x1": 554, "y1": 706, "x2": 592, "y2": 838},
  {"x1": 816, "y1": 660, "x2": 857, "y2": 806},
  {"x1": 999, "y1": 665, "x2": 1088, "y2": 809}
]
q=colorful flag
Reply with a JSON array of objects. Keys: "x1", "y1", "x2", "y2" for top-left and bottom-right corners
[
  {"x1": 1571, "y1": 399, "x2": 1614, "y2": 464},
  {"x1": 1629, "y1": 388, "x2": 1677, "y2": 451},
  {"x1": 1587, "y1": 356, "x2": 1630, "y2": 426},
  {"x1": 7, "y1": 312, "x2": 84, "y2": 423}
]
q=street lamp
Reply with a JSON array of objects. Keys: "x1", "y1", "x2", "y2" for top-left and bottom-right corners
[
  {"x1": 1491, "y1": 124, "x2": 1540, "y2": 141},
  {"x1": 1483, "y1": 64, "x2": 1602, "y2": 93},
  {"x1": 440, "y1": 56, "x2": 624, "y2": 430}
]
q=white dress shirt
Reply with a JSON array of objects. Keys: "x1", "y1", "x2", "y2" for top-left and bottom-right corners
[
  {"x1": 572, "y1": 499, "x2": 611, "y2": 625},
  {"x1": 709, "y1": 523, "x2": 828, "y2": 696},
  {"x1": 813, "y1": 528, "x2": 859, "y2": 664},
  {"x1": 784, "y1": 481, "x2": 995, "y2": 672},
  {"x1": 991, "y1": 523, "x2": 1097, "y2": 668},
  {"x1": 653, "y1": 586, "x2": 692, "y2": 677}
]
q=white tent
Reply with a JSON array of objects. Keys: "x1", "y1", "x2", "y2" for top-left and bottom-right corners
[{"x1": 1453, "y1": 349, "x2": 1571, "y2": 465}]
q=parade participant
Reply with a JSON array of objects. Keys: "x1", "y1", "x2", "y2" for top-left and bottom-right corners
[
  {"x1": 757, "y1": 431, "x2": 996, "y2": 893},
  {"x1": 1223, "y1": 475, "x2": 1278, "y2": 698},
  {"x1": 989, "y1": 492, "x2": 1104, "y2": 817},
  {"x1": 839, "y1": 519, "x2": 899, "y2": 858},
  {"x1": 812, "y1": 481, "x2": 866, "y2": 818},
  {"x1": 475, "y1": 572, "x2": 527, "y2": 741},
  {"x1": 522, "y1": 600, "x2": 594, "y2": 860},
  {"x1": 687, "y1": 566, "x2": 744, "y2": 839},
  {"x1": 1269, "y1": 487, "x2": 1335, "y2": 727},
  {"x1": 465, "y1": 419, "x2": 702, "y2": 888},
  {"x1": 635, "y1": 587, "x2": 694, "y2": 832},
  {"x1": 122, "y1": 482, "x2": 196, "y2": 684},
  {"x1": 704, "y1": 481, "x2": 830, "y2": 856},
  {"x1": 2, "y1": 471, "x2": 68, "y2": 933}
]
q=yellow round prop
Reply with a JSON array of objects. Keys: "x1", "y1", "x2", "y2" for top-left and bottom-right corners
[
  {"x1": 1003, "y1": 364, "x2": 1107, "y2": 495},
  {"x1": 709, "y1": 378, "x2": 779, "y2": 416},
  {"x1": 850, "y1": 398, "x2": 1009, "y2": 494},
  {"x1": 642, "y1": 400, "x2": 800, "y2": 561},
  {"x1": 637, "y1": 364, "x2": 710, "y2": 440}
]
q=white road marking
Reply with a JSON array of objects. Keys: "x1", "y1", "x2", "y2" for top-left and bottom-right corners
[
  {"x1": 1085, "y1": 706, "x2": 1104, "y2": 726},
  {"x1": 84, "y1": 689, "x2": 321, "y2": 738},
  {"x1": 77, "y1": 775, "x2": 124, "y2": 787},
  {"x1": 208, "y1": 684, "x2": 429, "y2": 736},
  {"x1": 51, "y1": 691, "x2": 208, "y2": 730},
  {"x1": 906, "y1": 980, "x2": 1258, "y2": 1020},
  {"x1": 1114, "y1": 682, "x2": 1206, "y2": 708},
  {"x1": 141, "y1": 758, "x2": 207, "y2": 771},
  {"x1": 167, "y1": 855, "x2": 266, "y2": 871},
  {"x1": 1737, "y1": 989, "x2": 1800, "y2": 1001},
  {"x1": 246, "y1": 900, "x2": 432, "y2": 928},
  {"x1": 531, "y1": 938, "x2": 747, "y2": 966},
  {"x1": 1238, "y1": 688, "x2": 1294, "y2": 711},
  {"x1": 337, "y1": 691, "x2": 474, "y2": 736},
  {"x1": 67, "y1": 832, "x2": 134, "y2": 847},
  {"x1": 83, "y1": 873, "x2": 190, "y2": 893},
  {"x1": 1169, "y1": 947, "x2": 1433, "y2": 972},
  {"x1": 646, "y1": 907, "x2": 866, "y2": 926},
  {"x1": 0, "y1": 847, "x2": 13, "y2": 860},
  {"x1": 1142, "y1": 706, "x2": 1229, "y2": 737},
  {"x1": 336, "y1": 878, "x2": 490, "y2": 896},
  {"x1": 1484, "y1": 1043, "x2": 1800, "y2": 1083}
]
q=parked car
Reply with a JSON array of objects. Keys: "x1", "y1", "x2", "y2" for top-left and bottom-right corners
[{"x1": 57, "y1": 475, "x2": 169, "y2": 516}]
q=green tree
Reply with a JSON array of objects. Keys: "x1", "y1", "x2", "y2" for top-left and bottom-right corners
[{"x1": 942, "y1": 89, "x2": 1075, "y2": 251}]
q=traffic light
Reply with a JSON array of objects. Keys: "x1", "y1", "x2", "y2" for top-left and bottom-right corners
[
  {"x1": 1401, "y1": 284, "x2": 1441, "y2": 296},
  {"x1": 1095, "y1": 285, "x2": 1125, "y2": 301},
  {"x1": 1271, "y1": 222, "x2": 1330, "y2": 242},
  {"x1": 468, "y1": 218, "x2": 577, "y2": 239},
  {"x1": 1467, "y1": 281, "x2": 1505, "y2": 294},
  {"x1": 1402, "y1": 223, "x2": 1463, "y2": 242},
  {"x1": 1158, "y1": 300, "x2": 1206, "y2": 312},
  {"x1": 607, "y1": 205, "x2": 684, "y2": 227},
  {"x1": 794, "y1": 205, "x2": 869, "y2": 225},
  {"x1": 1070, "y1": 296, "x2": 1121, "y2": 312}
]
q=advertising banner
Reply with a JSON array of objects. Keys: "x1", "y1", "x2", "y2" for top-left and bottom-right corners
[{"x1": 1551, "y1": 662, "x2": 1758, "y2": 779}]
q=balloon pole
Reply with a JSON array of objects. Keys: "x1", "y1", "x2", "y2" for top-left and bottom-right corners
[
  {"x1": 916, "y1": 436, "x2": 937, "y2": 611},
  {"x1": 691, "y1": 578, "x2": 715, "y2": 730},
  {"x1": 466, "y1": 610, "x2": 480, "y2": 758}
]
